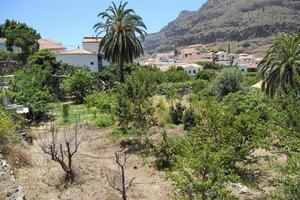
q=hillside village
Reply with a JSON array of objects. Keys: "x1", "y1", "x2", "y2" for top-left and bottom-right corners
[
  {"x1": 0, "y1": 1, "x2": 300, "y2": 200},
  {"x1": 1, "y1": 38, "x2": 263, "y2": 76},
  {"x1": 140, "y1": 44, "x2": 263, "y2": 75}
]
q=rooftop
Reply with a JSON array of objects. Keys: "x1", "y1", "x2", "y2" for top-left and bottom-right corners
[
  {"x1": 38, "y1": 39, "x2": 65, "y2": 51},
  {"x1": 181, "y1": 48, "x2": 198, "y2": 54},
  {"x1": 83, "y1": 37, "x2": 102, "y2": 43},
  {"x1": 188, "y1": 43, "x2": 205, "y2": 48},
  {"x1": 181, "y1": 63, "x2": 203, "y2": 69},
  {"x1": 57, "y1": 49, "x2": 94, "y2": 55}
]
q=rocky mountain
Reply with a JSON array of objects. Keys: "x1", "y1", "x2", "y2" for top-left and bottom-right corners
[{"x1": 143, "y1": 0, "x2": 300, "y2": 54}]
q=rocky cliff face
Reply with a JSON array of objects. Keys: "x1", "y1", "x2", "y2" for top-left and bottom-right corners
[
  {"x1": 0, "y1": 152, "x2": 26, "y2": 200},
  {"x1": 143, "y1": 0, "x2": 300, "y2": 53}
]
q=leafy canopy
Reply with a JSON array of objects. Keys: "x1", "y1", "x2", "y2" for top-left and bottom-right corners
[{"x1": 258, "y1": 34, "x2": 300, "y2": 97}]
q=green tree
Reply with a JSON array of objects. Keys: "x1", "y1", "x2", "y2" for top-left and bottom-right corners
[
  {"x1": 212, "y1": 67, "x2": 245, "y2": 100},
  {"x1": 0, "y1": 19, "x2": 41, "y2": 63},
  {"x1": 62, "y1": 69, "x2": 93, "y2": 104},
  {"x1": 258, "y1": 34, "x2": 300, "y2": 97},
  {"x1": 116, "y1": 70, "x2": 156, "y2": 132},
  {"x1": 12, "y1": 66, "x2": 54, "y2": 122},
  {"x1": 94, "y1": 1, "x2": 147, "y2": 82}
]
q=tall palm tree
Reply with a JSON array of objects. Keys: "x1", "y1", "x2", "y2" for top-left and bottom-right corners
[
  {"x1": 94, "y1": 1, "x2": 147, "y2": 83},
  {"x1": 258, "y1": 34, "x2": 300, "y2": 97}
]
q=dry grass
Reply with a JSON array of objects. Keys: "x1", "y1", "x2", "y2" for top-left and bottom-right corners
[
  {"x1": 2, "y1": 145, "x2": 32, "y2": 170},
  {"x1": 15, "y1": 127, "x2": 174, "y2": 200}
]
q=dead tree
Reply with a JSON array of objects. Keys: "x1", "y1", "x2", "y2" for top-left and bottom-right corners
[
  {"x1": 39, "y1": 119, "x2": 88, "y2": 182},
  {"x1": 106, "y1": 151, "x2": 135, "y2": 200}
]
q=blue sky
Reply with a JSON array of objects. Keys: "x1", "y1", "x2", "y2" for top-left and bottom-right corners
[{"x1": 1, "y1": 0, "x2": 205, "y2": 49}]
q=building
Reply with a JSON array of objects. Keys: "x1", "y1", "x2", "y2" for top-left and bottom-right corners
[
  {"x1": 199, "y1": 52, "x2": 215, "y2": 62},
  {"x1": 82, "y1": 36, "x2": 110, "y2": 67},
  {"x1": 56, "y1": 49, "x2": 99, "y2": 72},
  {"x1": 38, "y1": 39, "x2": 66, "y2": 53},
  {"x1": 82, "y1": 37, "x2": 101, "y2": 54},
  {"x1": 236, "y1": 54, "x2": 258, "y2": 72},
  {"x1": 215, "y1": 51, "x2": 230, "y2": 65},
  {"x1": 156, "y1": 52, "x2": 175, "y2": 64},
  {"x1": 180, "y1": 63, "x2": 204, "y2": 76},
  {"x1": 179, "y1": 48, "x2": 201, "y2": 63},
  {"x1": 188, "y1": 44, "x2": 208, "y2": 52}
]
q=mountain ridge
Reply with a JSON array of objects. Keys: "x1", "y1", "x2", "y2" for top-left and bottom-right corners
[{"x1": 143, "y1": 0, "x2": 300, "y2": 54}]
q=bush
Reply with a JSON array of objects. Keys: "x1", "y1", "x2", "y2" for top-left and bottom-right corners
[
  {"x1": 12, "y1": 62, "x2": 55, "y2": 121},
  {"x1": 245, "y1": 72, "x2": 260, "y2": 86},
  {"x1": 96, "y1": 114, "x2": 114, "y2": 128},
  {"x1": 183, "y1": 109, "x2": 196, "y2": 130},
  {"x1": 85, "y1": 92, "x2": 116, "y2": 113},
  {"x1": 198, "y1": 61, "x2": 223, "y2": 70},
  {"x1": 196, "y1": 70, "x2": 215, "y2": 81},
  {"x1": 165, "y1": 67, "x2": 191, "y2": 83},
  {"x1": 116, "y1": 70, "x2": 157, "y2": 132},
  {"x1": 153, "y1": 131, "x2": 177, "y2": 170},
  {"x1": 212, "y1": 67, "x2": 245, "y2": 100},
  {"x1": 62, "y1": 104, "x2": 70, "y2": 122},
  {"x1": 62, "y1": 69, "x2": 93, "y2": 103},
  {"x1": 170, "y1": 102, "x2": 186, "y2": 125}
]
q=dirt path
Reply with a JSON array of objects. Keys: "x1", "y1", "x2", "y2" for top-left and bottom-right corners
[{"x1": 15, "y1": 127, "x2": 174, "y2": 200}]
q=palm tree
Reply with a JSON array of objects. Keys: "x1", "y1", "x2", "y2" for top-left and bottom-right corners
[
  {"x1": 258, "y1": 34, "x2": 300, "y2": 97},
  {"x1": 94, "y1": 1, "x2": 147, "y2": 83}
]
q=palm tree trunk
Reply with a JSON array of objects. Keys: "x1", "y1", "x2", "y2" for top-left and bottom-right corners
[{"x1": 119, "y1": 60, "x2": 125, "y2": 83}]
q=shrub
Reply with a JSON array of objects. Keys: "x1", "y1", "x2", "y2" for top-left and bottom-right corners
[
  {"x1": 183, "y1": 109, "x2": 196, "y2": 130},
  {"x1": 116, "y1": 70, "x2": 157, "y2": 132},
  {"x1": 212, "y1": 67, "x2": 245, "y2": 100},
  {"x1": 198, "y1": 61, "x2": 223, "y2": 70},
  {"x1": 170, "y1": 102, "x2": 186, "y2": 125},
  {"x1": 96, "y1": 114, "x2": 114, "y2": 128},
  {"x1": 153, "y1": 131, "x2": 177, "y2": 170},
  {"x1": 62, "y1": 69, "x2": 93, "y2": 103},
  {"x1": 85, "y1": 92, "x2": 116, "y2": 113},
  {"x1": 196, "y1": 70, "x2": 215, "y2": 81},
  {"x1": 165, "y1": 67, "x2": 191, "y2": 83},
  {"x1": 12, "y1": 63, "x2": 54, "y2": 121},
  {"x1": 245, "y1": 72, "x2": 260, "y2": 86},
  {"x1": 62, "y1": 104, "x2": 70, "y2": 122}
]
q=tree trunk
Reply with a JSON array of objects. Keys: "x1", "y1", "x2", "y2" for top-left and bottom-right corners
[
  {"x1": 121, "y1": 166, "x2": 127, "y2": 200},
  {"x1": 119, "y1": 60, "x2": 125, "y2": 83},
  {"x1": 65, "y1": 169, "x2": 75, "y2": 183}
]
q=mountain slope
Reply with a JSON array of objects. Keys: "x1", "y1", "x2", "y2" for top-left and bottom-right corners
[{"x1": 143, "y1": 0, "x2": 300, "y2": 54}]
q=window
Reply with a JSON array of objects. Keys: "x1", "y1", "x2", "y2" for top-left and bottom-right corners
[
  {"x1": 189, "y1": 70, "x2": 192, "y2": 74},
  {"x1": 193, "y1": 70, "x2": 196, "y2": 74},
  {"x1": 91, "y1": 62, "x2": 94, "y2": 65}
]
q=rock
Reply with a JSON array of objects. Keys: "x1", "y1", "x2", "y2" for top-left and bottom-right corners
[{"x1": 0, "y1": 153, "x2": 26, "y2": 200}]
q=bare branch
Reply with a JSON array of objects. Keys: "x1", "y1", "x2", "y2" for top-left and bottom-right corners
[{"x1": 39, "y1": 119, "x2": 88, "y2": 182}]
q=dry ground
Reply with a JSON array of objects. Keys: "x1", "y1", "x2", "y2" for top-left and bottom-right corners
[{"x1": 15, "y1": 126, "x2": 175, "y2": 200}]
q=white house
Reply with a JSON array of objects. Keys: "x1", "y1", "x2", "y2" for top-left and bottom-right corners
[
  {"x1": 181, "y1": 63, "x2": 204, "y2": 76},
  {"x1": 236, "y1": 54, "x2": 259, "y2": 72},
  {"x1": 56, "y1": 49, "x2": 99, "y2": 72},
  {"x1": 215, "y1": 51, "x2": 230, "y2": 65},
  {"x1": 156, "y1": 52, "x2": 175, "y2": 64},
  {"x1": 82, "y1": 36, "x2": 110, "y2": 67}
]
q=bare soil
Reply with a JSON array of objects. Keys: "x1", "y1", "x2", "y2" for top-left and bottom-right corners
[{"x1": 15, "y1": 126, "x2": 175, "y2": 200}]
